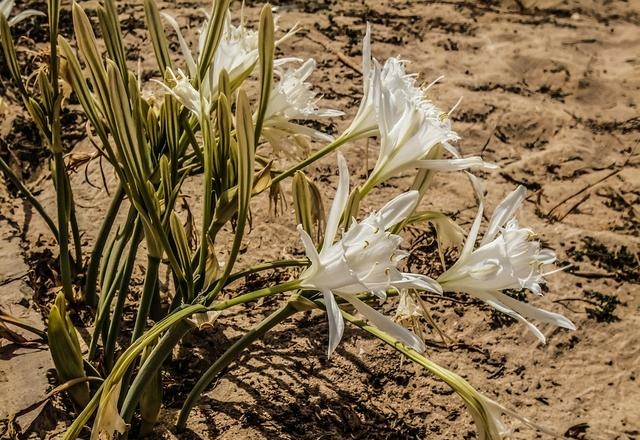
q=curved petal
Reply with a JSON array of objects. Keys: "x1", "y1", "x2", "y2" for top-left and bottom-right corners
[
  {"x1": 460, "y1": 200, "x2": 484, "y2": 262},
  {"x1": 493, "y1": 290, "x2": 576, "y2": 330},
  {"x1": 322, "y1": 153, "x2": 350, "y2": 251},
  {"x1": 474, "y1": 292, "x2": 547, "y2": 343},
  {"x1": 297, "y1": 225, "x2": 321, "y2": 268},
  {"x1": 455, "y1": 173, "x2": 486, "y2": 263},
  {"x1": 481, "y1": 186, "x2": 526, "y2": 245},
  {"x1": 323, "y1": 289, "x2": 345, "y2": 356},
  {"x1": 161, "y1": 13, "x2": 197, "y2": 76},
  {"x1": 376, "y1": 191, "x2": 419, "y2": 229},
  {"x1": 414, "y1": 157, "x2": 498, "y2": 172},
  {"x1": 397, "y1": 273, "x2": 443, "y2": 294},
  {"x1": 362, "y1": 23, "x2": 372, "y2": 90},
  {"x1": 342, "y1": 295, "x2": 426, "y2": 352}
]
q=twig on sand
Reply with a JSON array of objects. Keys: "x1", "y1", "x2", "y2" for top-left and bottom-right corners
[
  {"x1": 308, "y1": 29, "x2": 362, "y2": 75},
  {"x1": 566, "y1": 270, "x2": 617, "y2": 280},
  {"x1": 545, "y1": 168, "x2": 620, "y2": 219},
  {"x1": 554, "y1": 192, "x2": 590, "y2": 221}
]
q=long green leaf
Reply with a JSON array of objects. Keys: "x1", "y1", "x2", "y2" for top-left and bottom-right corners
[
  {"x1": 143, "y1": 0, "x2": 172, "y2": 73},
  {"x1": 254, "y1": 4, "x2": 275, "y2": 145}
]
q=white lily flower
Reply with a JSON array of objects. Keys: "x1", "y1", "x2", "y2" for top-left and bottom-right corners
[
  {"x1": 437, "y1": 184, "x2": 575, "y2": 343},
  {"x1": 156, "y1": 68, "x2": 203, "y2": 116},
  {"x1": 345, "y1": 23, "x2": 448, "y2": 141},
  {"x1": 296, "y1": 153, "x2": 441, "y2": 355},
  {"x1": 162, "y1": 9, "x2": 297, "y2": 111},
  {"x1": 207, "y1": 11, "x2": 259, "y2": 92},
  {"x1": 160, "y1": 10, "x2": 259, "y2": 110},
  {"x1": 262, "y1": 58, "x2": 344, "y2": 156},
  {"x1": 344, "y1": 24, "x2": 495, "y2": 191}
]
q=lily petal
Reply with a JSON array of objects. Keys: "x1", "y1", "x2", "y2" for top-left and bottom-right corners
[
  {"x1": 376, "y1": 190, "x2": 419, "y2": 229},
  {"x1": 297, "y1": 225, "x2": 321, "y2": 269},
  {"x1": 161, "y1": 13, "x2": 197, "y2": 76},
  {"x1": 476, "y1": 292, "x2": 547, "y2": 343},
  {"x1": 482, "y1": 186, "x2": 526, "y2": 245},
  {"x1": 342, "y1": 294, "x2": 426, "y2": 352},
  {"x1": 414, "y1": 157, "x2": 498, "y2": 172},
  {"x1": 493, "y1": 290, "x2": 576, "y2": 330},
  {"x1": 323, "y1": 289, "x2": 345, "y2": 356},
  {"x1": 322, "y1": 153, "x2": 350, "y2": 250}
]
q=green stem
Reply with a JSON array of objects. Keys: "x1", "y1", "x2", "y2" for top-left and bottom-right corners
[
  {"x1": 195, "y1": 113, "x2": 214, "y2": 283},
  {"x1": 225, "y1": 259, "x2": 307, "y2": 284},
  {"x1": 84, "y1": 186, "x2": 124, "y2": 307},
  {"x1": 118, "y1": 254, "x2": 162, "y2": 404},
  {"x1": 98, "y1": 222, "x2": 131, "y2": 300},
  {"x1": 120, "y1": 320, "x2": 192, "y2": 423},
  {"x1": 53, "y1": 152, "x2": 74, "y2": 302},
  {"x1": 0, "y1": 156, "x2": 58, "y2": 238},
  {"x1": 132, "y1": 255, "x2": 161, "y2": 343},
  {"x1": 104, "y1": 220, "x2": 143, "y2": 371},
  {"x1": 200, "y1": 259, "x2": 308, "y2": 299},
  {"x1": 88, "y1": 269, "x2": 122, "y2": 360},
  {"x1": 69, "y1": 201, "x2": 83, "y2": 273},
  {"x1": 177, "y1": 303, "x2": 297, "y2": 430},
  {"x1": 209, "y1": 279, "x2": 301, "y2": 311},
  {"x1": 271, "y1": 130, "x2": 365, "y2": 187}
]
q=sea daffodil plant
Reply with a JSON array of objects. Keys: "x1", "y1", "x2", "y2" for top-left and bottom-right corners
[{"x1": 0, "y1": 1, "x2": 575, "y2": 439}]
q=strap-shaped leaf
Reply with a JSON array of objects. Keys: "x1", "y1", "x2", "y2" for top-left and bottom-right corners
[
  {"x1": 196, "y1": 0, "x2": 230, "y2": 85},
  {"x1": 293, "y1": 171, "x2": 314, "y2": 238},
  {"x1": 97, "y1": 0, "x2": 127, "y2": 79},
  {"x1": 0, "y1": 14, "x2": 27, "y2": 97},
  {"x1": 36, "y1": 69, "x2": 54, "y2": 115},
  {"x1": 216, "y1": 93, "x2": 232, "y2": 185},
  {"x1": 25, "y1": 98, "x2": 48, "y2": 139},
  {"x1": 143, "y1": 0, "x2": 172, "y2": 73},
  {"x1": 106, "y1": 61, "x2": 145, "y2": 185},
  {"x1": 170, "y1": 211, "x2": 192, "y2": 278},
  {"x1": 235, "y1": 89, "x2": 255, "y2": 211},
  {"x1": 47, "y1": 0, "x2": 61, "y2": 86},
  {"x1": 48, "y1": 293, "x2": 90, "y2": 408},
  {"x1": 58, "y1": 37, "x2": 109, "y2": 144},
  {"x1": 254, "y1": 4, "x2": 274, "y2": 145},
  {"x1": 72, "y1": 2, "x2": 111, "y2": 119},
  {"x1": 127, "y1": 71, "x2": 152, "y2": 179},
  {"x1": 218, "y1": 68, "x2": 230, "y2": 100}
]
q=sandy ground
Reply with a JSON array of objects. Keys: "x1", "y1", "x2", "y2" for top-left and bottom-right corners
[{"x1": 1, "y1": 0, "x2": 639, "y2": 439}]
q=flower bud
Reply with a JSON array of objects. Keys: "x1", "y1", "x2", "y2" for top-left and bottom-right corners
[
  {"x1": 293, "y1": 171, "x2": 325, "y2": 242},
  {"x1": 47, "y1": 292, "x2": 89, "y2": 407}
]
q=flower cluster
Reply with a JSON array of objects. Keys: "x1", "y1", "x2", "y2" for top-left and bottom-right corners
[
  {"x1": 437, "y1": 183, "x2": 575, "y2": 343},
  {"x1": 344, "y1": 25, "x2": 496, "y2": 192},
  {"x1": 296, "y1": 154, "x2": 441, "y2": 355},
  {"x1": 284, "y1": 26, "x2": 573, "y2": 353},
  {"x1": 155, "y1": 10, "x2": 574, "y2": 354},
  {"x1": 0, "y1": 1, "x2": 580, "y2": 438}
]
